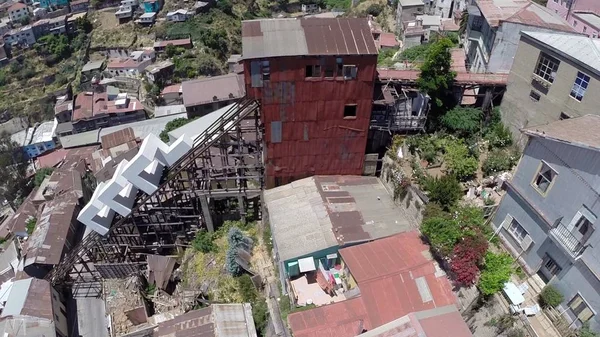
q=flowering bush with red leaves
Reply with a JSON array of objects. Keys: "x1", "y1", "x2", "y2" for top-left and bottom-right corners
[{"x1": 450, "y1": 234, "x2": 488, "y2": 286}]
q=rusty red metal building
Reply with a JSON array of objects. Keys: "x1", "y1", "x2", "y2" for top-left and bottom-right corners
[{"x1": 241, "y1": 18, "x2": 379, "y2": 188}]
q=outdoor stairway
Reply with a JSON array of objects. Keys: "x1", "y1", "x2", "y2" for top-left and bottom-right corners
[{"x1": 45, "y1": 98, "x2": 261, "y2": 288}]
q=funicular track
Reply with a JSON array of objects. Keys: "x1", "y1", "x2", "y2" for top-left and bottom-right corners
[{"x1": 45, "y1": 98, "x2": 263, "y2": 291}]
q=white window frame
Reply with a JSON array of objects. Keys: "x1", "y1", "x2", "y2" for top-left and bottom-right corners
[
  {"x1": 534, "y1": 53, "x2": 560, "y2": 83},
  {"x1": 567, "y1": 206, "x2": 596, "y2": 236},
  {"x1": 569, "y1": 294, "x2": 595, "y2": 323},
  {"x1": 532, "y1": 161, "x2": 557, "y2": 195},
  {"x1": 501, "y1": 214, "x2": 533, "y2": 251},
  {"x1": 508, "y1": 218, "x2": 528, "y2": 243},
  {"x1": 342, "y1": 65, "x2": 357, "y2": 80},
  {"x1": 570, "y1": 71, "x2": 590, "y2": 101}
]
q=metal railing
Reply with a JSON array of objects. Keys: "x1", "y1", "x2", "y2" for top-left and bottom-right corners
[{"x1": 550, "y1": 222, "x2": 587, "y2": 257}]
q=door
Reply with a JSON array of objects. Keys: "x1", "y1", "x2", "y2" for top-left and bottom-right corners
[{"x1": 540, "y1": 254, "x2": 561, "y2": 281}]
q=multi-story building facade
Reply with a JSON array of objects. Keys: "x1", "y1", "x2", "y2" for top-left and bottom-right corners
[
  {"x1": 241, "y1": 17, "x2": 378, "y2": 188},
  {"x1": 493, "y1": 115, "x2": 600, "y2": 331},
  {"x1": 568, "y1": 12, "x2": 600, "y2": 38},
  {"x1": 8, "y1": 2, "x2": 29, "y2": 23},
  {"x1": 501, "y1": 31, "x2": 600, "y2": 144},
  {"x1": 545, "y1": 0, "x2": 600, "y2": 37},
  {"x1": 396, "y1": 0, "x2": 425, "y2": 31},
  {"x1": 465, "y1": 0, "x2": 575, "y2": 74}
]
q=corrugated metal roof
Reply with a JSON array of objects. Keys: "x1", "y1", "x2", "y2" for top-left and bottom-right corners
[
  {"x1": 521, "y1": 31, "x2": 600, "y2": 74},
  {"x1": 181, "y1": 73, "x2": 245, "y2": 107},
  {"x1": 399, "y1": 0, "x2": 424, "y2": 6},
  {"x1": 241, "y1": 18, "x2": 378, "y2": 60},
  {"x1": 1, "y1": 278, "x2": 33, "y2": 318},
  {"x1": 213, "y1": 303, "x2": 258, "y2": 337},
  {"x1": 503, "y1": 2, "x2": 577, "y2": 32},
  {"x1": 521, "y1": 114, "x2": 600, "y2": 151},
  {"x1": 60, "y1": 114, "x2": 187, "y2": 148},
  {"x1": 154, "y1": 104, "x2": 187, "y2": 118},
  {"x1": 168, "y1": 103, "x2": 234, "y2": 142},
  {"x1": 573, "y1": 12, "x2": 600, "y2": 29}
]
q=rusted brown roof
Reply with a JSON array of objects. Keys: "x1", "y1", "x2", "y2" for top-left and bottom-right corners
[
  {"x1": 100, "y1": 127, "x2": 136, "y2": 149},
  {"x1": 181, "y1": 73, "x2": 245, "y2": 107},
  {"x1": 241, "y1": 18, "x2": 378, "y2": 59},
  {"x1": 156, "y1": 307, "x2": 214, "y2": 337},
  {"x1": 24, "y1": 191, "x2": 80, "y2": 267},
  {"x1": 1, "y1": 278, "x2": 54, "y2": 321}
]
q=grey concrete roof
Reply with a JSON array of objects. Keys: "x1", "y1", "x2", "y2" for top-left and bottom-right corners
[
  {"x1": 77, "y1": 298, "x2": 109, "y2": 337},
  {"x1": 521, "y1": 31, "x2": 600, "y2": 75},
  {"x1": 417, "y1": 15, "x2": 441, "y2": 26},
  {"x1": 154, "y1": 104, "x2": 187, "y2": 118},
  {"x1": 31, "y1": 120, "x2": 56, "y2": 144},
  {"x1": 213, "y1": 304, "x2": 258, "y2": 337},
  {"x1": 265, "y1": 176, "x2": 412, "y2": 262},
  {"x1": 522, "y1": 114, "x2": 600, "y2": 151},
  {"x1": 573, "y1": 12, "x2": 600, "y2": 29},
  {"x1": 168, "y1": 103, "x2": 234, "y2": 142},
  {"x1": 60, "y1": 114, "x2": 187, "y2": 148},
  {"x1": 264, "y1": 177, "x2": 337, "y2": 262},
  {"x1": 399, "y1": 0, "x2": 424, "y2": 6},
  {"x1": 10, "y1": 128, "x2": 34, "y2": 147},
  {"x1": 0, "y1": 317, "x2": 56, "y2": 337},
  {"x1": 82, "y1": 60, "x2": 104, "y2": 73}
]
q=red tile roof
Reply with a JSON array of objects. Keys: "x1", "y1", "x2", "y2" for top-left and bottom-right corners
[
  {"x1": 160, "y1": 83, "x2": 182, "y2": 95},
  {"x1": 73, "y1": 92, "x2": 94, "y2": 120},
  {"x1": 100, "y1": 127, "x2": 136, "y2": 149},
  {"x1": 379, "y1": 32, "x2": 399, "y2": 48},
  {"x1": 288, "y1": 298, "x2": 370, "y2": 337},
  {"x1": 420, "y1": 309, "x2": 473, "y2": 337},
  {"x1": 36, "y1": 149, "x2": 68, "y2": 169},
  {"x1": 8, "y1": 2, "x2": 26, "y2": 12},
  {"x1": 503, "y1": 2, "x2": 577, "y2": 32},
  {"x1": 289, "y1": 232, "x2": 460, "y2": 337}
]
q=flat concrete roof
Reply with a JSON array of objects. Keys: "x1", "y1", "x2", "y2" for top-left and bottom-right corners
[{"x1": 264, "y1": 176, "x2": 413, "y2": 262}]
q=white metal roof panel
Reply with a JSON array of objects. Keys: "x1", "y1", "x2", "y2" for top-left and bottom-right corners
[{"x1": 522, "y1": 31, "x2": 600, "y2": 75}]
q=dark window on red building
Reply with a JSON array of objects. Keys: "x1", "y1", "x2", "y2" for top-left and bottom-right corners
[
  {"x1": 336, "y1": 58, "x2": 343, "y2": 76},
  {"x1": 344, "y1": 104, "x2": 357, "y2": 118},
  {"x1": 305, "y1": 65, "x2": 321, "y2": 78},
  {"x1": 324, "y1": 64, "x2": 334, "y2": 77},
  {"x1": 262, "y1": 61, "x2": 270, "y2": 81},
  {"x1": 343, "y1": 65, "x2": 357, "y2": 79}
]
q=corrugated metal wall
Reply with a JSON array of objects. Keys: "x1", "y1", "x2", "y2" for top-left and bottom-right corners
[{"x1": 245, "y1": 55, "x2": 377, "y2": 188}]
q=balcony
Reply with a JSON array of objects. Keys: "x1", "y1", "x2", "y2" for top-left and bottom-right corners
[{"x1": 550, "y1": 222, "x2": 588, "y2": 258}]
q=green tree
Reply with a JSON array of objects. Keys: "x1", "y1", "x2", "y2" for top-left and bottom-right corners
[
  {"x1": 159, "y1": 117, "x2": 194, "y2": 142},
  {"x1": 26, "y1": 217, "x2": 36, "y2": 235},
  {"x1": 479, "y1": 252, "x2": 513, "y2": 296},
  {"x1": 539, "y1": 285, "x2": 564, "y2": 308},
  {"x1": 441, "y1": 107, "x2": 482, "y2": 138},
  {"x1": 482, "y1": 148, "x2": 519, "y2": 176},
  {"x1": 0, "y1": 133, "x2": 31, "y2": 209},
  {"x1": 484, "y1": 123, "x2": 513, "y2": 149},
  {"x1": 421, "y1": 216, "x2": 462, "y2": 258},
  {"x1": 416, "y1": 38, "x2": 457, "y2": 126},
  {"x1": 444, "y1": 140, "x2": 478, "y2": 181},
  {"x1": 192, "y1": 229, "x2": 215, "y2": 253},
  {"x1": 34, "y1": 167, "x2": 54, "y2": 186},
  {"x1": 398, "y1": 43, "x2": 431, "y2": 62},
  {"x1": 458, "y1": 9, "x2": 468, "y2": 35},
  {"x1": 422, "y1": 175, "x2": 462, "y2": 210},
  {"x1": 579, "y1": 322, "x2": 600, "y2": 337},
  {"x1": 165, "y1": 44, "x2": 178, "y2": 58}
]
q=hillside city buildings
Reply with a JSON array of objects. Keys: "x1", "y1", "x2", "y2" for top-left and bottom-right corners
[{"x1": 0, "y1": 0, "x2": 599, "y2": 335}]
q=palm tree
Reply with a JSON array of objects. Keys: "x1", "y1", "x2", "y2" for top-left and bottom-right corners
[{"x1": 459, "y1": 9, "x2": 469, "y2": 36}]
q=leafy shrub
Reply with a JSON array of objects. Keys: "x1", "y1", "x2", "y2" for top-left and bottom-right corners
[
  {"x1": 366, "y1": 3, "x2": 383, "y2": 16},
  {"x1": 441, "y1": 107, "x2": 482, "y2": 138},
  {"x1": 450, "y1": 234, "x2": 488, "y2": 286},
  {"x1": 482, "y1": 148, "x2": 519, "y2": 176},
  {"x1": 398, "y1": 43, "x2": 431, "y2": 62},
  {"x1": 539, "y1": 285, "x2": 564, "y2": 308},
  {"x1": 192, "y1": 229, "x2": 215, "y2": 253},
  {"x1": 506, "y1": 328, "x2": 525, "y2": 337},
  {"x1": 421, "y1": 217, "x2": 462, "y2": 258},
  {"x1": 444, "y1": 141, "x2": 478, "y2": 181},
  {"x1": 421, "y1": 202, "x2": 450, "y2": 221},
  {"x1": 422, "y1": 175, "x2": 462, "y2": 210},
  {"x1": 579, "y1": 322, "x2": 600, "y2": 337},
  {"x1": 226, "y1": 247, "x2": 241, "y2": 276},
  {"x1": 26, "y1": 217, "x2": 36, "y2": 235},
  {"x1": 228, "y1": 227, "x2": 245, "y2": 248},
  {"x1": 484, "y1": 123, "x2": 513, "y2": 149},
  {"x1": 159, "y1": 117, "x2": 194, "y2": 142},
  {"x1": 34, "y1": 167, "x2": 54, "y2": 187},
  {"x1": 252, "y1": 298, "x2": 268, "y2": 335},
  {"x1": 237, "y1": 274, "x2": 258, "y2": 303},
  {"x1": 479, "y1": 252, "x2": 513, "y2": 296}
]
